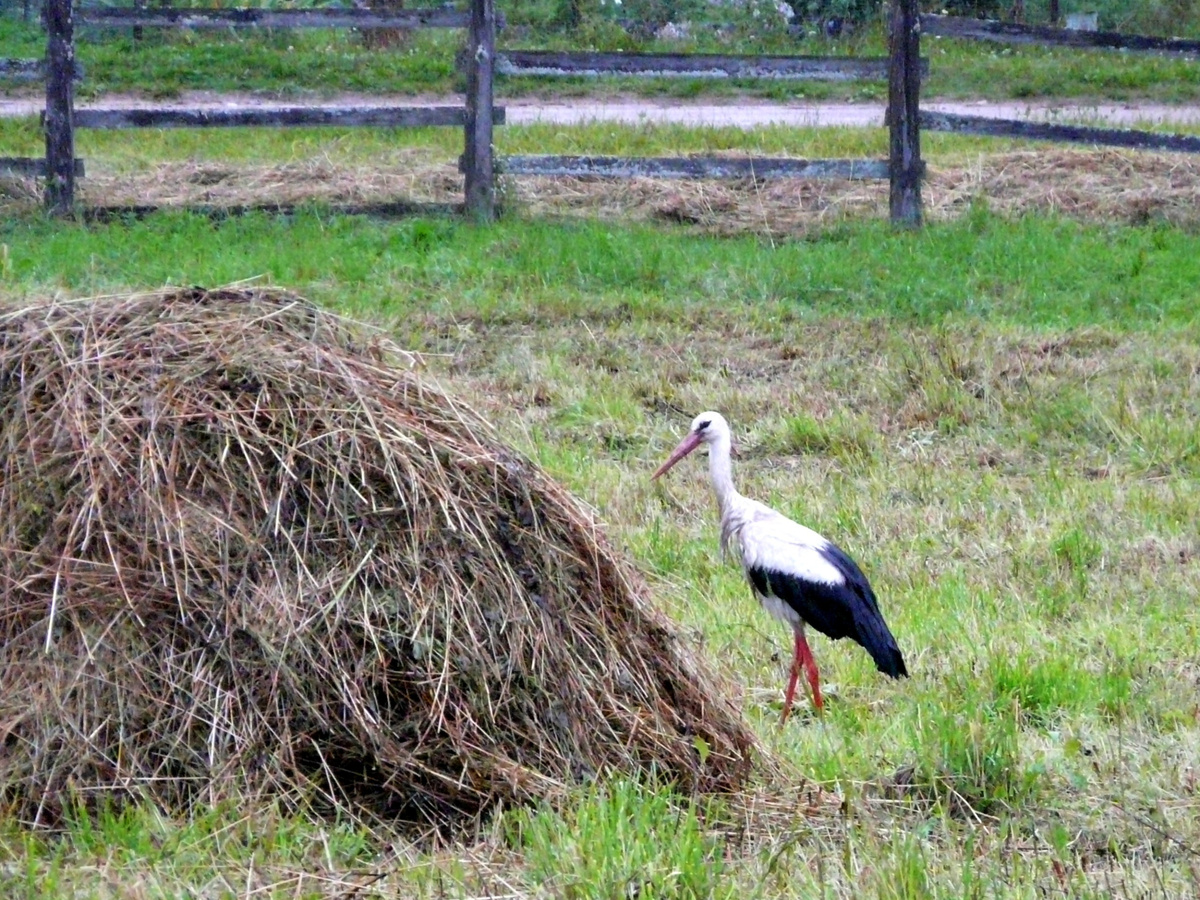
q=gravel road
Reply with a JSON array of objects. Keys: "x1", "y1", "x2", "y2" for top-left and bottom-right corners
[{"x1": 3, "y1": 91, "x2": 1200, "y2": 129}]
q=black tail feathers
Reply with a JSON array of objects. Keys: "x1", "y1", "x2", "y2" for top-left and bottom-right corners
[
  {"x1": 876, "y1": 642, "x2": 908, "y2": 679},
  {"x1": 855, "y1": 615, "x2": 908, "y2": 679}
]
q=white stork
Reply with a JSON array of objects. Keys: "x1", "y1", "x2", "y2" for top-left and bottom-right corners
[{"x1": 653, "y1": 411, "x2": 907, "y2": 722}]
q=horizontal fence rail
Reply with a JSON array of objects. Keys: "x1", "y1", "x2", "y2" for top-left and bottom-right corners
[
  {"x1": 497, "y1": 155, "x2": 892, "y2": 179},
  {"x1": 0, "y1": 156, "x2": 85, "y2": 176},
  {"x1": 493, "y1": 50, "x2": 924, "y2": 80},
  {"x1": 76, "y1": 6, "x2": 486, "y2": 29},
  {"x1": 0, "y1": 57, "x2": 84, "y2": 82},
  {"x1": 1, "y1": 58, "x2": 43, "y2": 81},
  {"x1": 921, "y1": 111, "x2": 1200, "y2": 154},
  {"x1": 921, "y1": 14, "x2": 1200, "y2": 55},
  {"x1": 72, "y1": 105, "x2": 506, "y2": 129}
]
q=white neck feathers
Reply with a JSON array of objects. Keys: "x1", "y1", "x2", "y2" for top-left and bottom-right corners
[
  {"x1": 706, "y1": 428, "x2": 745, "y2": 557},
  {"x1": 707, "y1": 428, "x2": 736, "y2": 510}
]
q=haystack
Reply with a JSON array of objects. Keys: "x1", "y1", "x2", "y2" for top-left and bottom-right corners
[{"x1": 0, "y1": 287, "x2": 757, "y2": 829}]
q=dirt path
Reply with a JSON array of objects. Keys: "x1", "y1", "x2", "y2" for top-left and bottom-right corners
[
  {"x1": 506, "y1": 98, "x2": 1200, "y2": 128},
  {"x1": 3, "y1": 91, "x2": 1200, "y2": 128}
]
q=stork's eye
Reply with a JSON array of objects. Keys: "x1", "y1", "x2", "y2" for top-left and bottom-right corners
[{"x1": 696, "y1": 419, "x2": 711, "y2": 432}]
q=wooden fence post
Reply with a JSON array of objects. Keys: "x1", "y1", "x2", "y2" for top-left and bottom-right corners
[
  {"x1": 463, "y1": 0, "x2": 496, "y2": 222},
  {"x1": 43, "y1": 0, "x2": 76, "y2": 215},
  {"x1": 888, "y1": 0, "x2": 921, "y2": 227}
]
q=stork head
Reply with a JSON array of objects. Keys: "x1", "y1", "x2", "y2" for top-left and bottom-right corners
[{"x1": 652, "y1": 411, "x2": 729, "y2": 479}]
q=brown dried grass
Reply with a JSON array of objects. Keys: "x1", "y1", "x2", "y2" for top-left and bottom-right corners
[
  {"x1": 518, "y1": 147, "x2": 1200, "y2": 235},
  {"x1": 87, "y1": 156, "x2": 462, "y2": 208},
  {"x1": 0, "y1": 286, "x2": 759, "y2": 831},
  {"x1": 3, "y1": 147, "x2": 1196, "y2": 233},
  {"x1": 929, "y1": 147, "x2": 1200, "y2": 225}
]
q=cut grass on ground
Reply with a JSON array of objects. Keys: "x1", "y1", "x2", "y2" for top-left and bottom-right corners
[
  {"x1": 5, "y1": 118, "x2": 1200, "y2": 239},
  {"x1": 0, "y1": 206, "x2": 1198, "y2": 897}
]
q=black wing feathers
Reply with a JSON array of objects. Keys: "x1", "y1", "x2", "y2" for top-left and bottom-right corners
[
  {"x1": 760, "y1": 568, "x2": 855, "y2": 640},
  {"x1": 817, "y1": 543, "x2": 879, "y2": 614},
  {"x1": 749, "y1": 540, "x2": 908, "y2": 679},
  {"x1": 747, "y1": 566, "x2": 770, "y2": 599}
]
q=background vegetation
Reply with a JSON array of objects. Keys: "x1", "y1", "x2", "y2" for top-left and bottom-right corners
[{"x1": 2, "y1": 0, "x2": 1200, "y2": 100}]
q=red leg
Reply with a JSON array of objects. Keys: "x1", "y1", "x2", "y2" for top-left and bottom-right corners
[
  {"x1": 798, "y1": 632, "x2": 824, "y2": 715},
  {"x1": 780, "y1": 631, "x2": 804, "y2": 725}
]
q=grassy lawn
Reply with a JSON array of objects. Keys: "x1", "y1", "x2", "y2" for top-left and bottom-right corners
[
  {"x1": 1, "y1": 3, "x2": 1199, "y2": 891},
  {"x1": 0, "y1": 186, "x2": 1198, "y2": 895}
]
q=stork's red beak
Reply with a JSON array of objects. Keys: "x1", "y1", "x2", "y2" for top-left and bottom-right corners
[{"x1": 652, "y1": 431, "x2": 702, "y2": 480}]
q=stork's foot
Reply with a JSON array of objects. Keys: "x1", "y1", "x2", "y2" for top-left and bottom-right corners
[
  {"x1": 775, "y1": 684, "x2": 841, "y2": 725},
  {"x1": 777, "y1": 701, "x2": 819, "y2": 726}
]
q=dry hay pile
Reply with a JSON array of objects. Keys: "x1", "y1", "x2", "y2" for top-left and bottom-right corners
[{"x1": 0, "y1": 287, "x2": 757, "y2": 829}]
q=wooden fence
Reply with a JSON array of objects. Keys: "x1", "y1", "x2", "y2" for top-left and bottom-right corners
[
  {"x1": 24, "y1": 0, "x2": 500, "y2": 218},
  {"x1": 5, "y1": 0, "x2": 925, "y2": 225},
  {"x1": 918, "y1": 14, "x2": 1200, "y2": 156},
  {"x1": 484, "y1": 1, "x2": 925, "y2": 226},
  {"x1": 8, "y1": 1, "x2": 1199, "y2": 226}
]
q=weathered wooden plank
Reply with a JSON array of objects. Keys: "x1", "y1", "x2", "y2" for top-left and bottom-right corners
[
  {"x1": 0, "y1": 58, "x2": 42, "y2": 81},
  {"x1": 493, "y1": 49, "x2": 927, "y2": 81},
  {"x1": 73, "y1": 105, "x2": 505, "y2": 129},
  {"x1": 463, "y1": 0, "x2": 496, "y2": 221},
  {"x1": 0, "y1": 57, "x2": 84, "y2": 82},
  {"x1": 921, "y1": 111, "x2": 1200, "y2": 153},
  {"x1": 44, "y1": 0, "x2": 76, "y2": 213},
  {"x1": 0, "y1": 156, "x2": 85, "y2": 176},
  {"x1": 77, "y1": 6, "x2": 476, "y2": 30},
  {"x1": 497, "y1": 155, "x2": 890, "y2": 179},
  {"x1": 889, "y1": 0, "x2": 922, "y2": 227},
  {"x1": 921, "y1": 14, "x2": 1200, "y2": 55}
]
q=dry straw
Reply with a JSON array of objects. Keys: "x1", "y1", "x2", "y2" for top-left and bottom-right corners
[
  {"x1": 0, "y1": 286, "x2": 758, "y2": 831},
  {"x1": 4, "y1": 148, "x2": 1198, "y2": 235},
  {"x1": 0, "y1": 147, "x2": 1187, "y2": 234}
]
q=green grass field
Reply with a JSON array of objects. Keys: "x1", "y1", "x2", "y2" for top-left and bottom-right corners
[
  {"x1": 0, "y1": 195, "x2": 1198, "y2": 897},
  {"x1": 2, "y1": 1, "x2": 1200, "y2": 893}
]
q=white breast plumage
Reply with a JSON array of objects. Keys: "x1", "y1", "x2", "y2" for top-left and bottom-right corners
[{"x1": 760, "y1": 593, "x2": 805, "y2": 629}]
